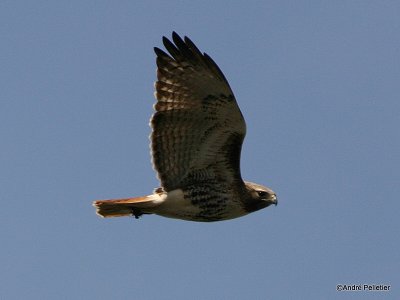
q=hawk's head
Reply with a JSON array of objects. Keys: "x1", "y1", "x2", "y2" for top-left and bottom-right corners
[{"x1": 244, "y1": 181, "x2": 277, "y2": 213}]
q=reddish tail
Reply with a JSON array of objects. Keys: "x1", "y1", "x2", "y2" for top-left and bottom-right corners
[{"x1": 93, "y1": 196, "x2": 155, "y2": 218}]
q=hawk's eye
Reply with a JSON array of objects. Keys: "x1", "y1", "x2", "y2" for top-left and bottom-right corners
[{"x1": 257, "y1": 191, "x2": 268, "y2": 197}]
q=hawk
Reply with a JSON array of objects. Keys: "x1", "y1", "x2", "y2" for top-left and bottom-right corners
[{"x1": 93, "y1": 32, "x2": 277, "y2": 222}]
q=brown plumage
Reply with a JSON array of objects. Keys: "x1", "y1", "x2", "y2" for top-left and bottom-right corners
[{"x1": 93, "y1": 32, "x2": 277, "y2": 222}]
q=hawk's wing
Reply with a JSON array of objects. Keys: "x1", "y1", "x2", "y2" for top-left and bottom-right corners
[{"x1": 151, "y1": 32, "x2": 246, "y2": 192}]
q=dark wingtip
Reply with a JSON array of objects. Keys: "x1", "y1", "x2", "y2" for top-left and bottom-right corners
[
  {"x1": 172, "y1": 32, "x2": 185, "y2": 46},
  {"x1": 153, "y1": 47, "x2": 167, "y2": 57},
  {"x1": 162, "y1": 36, "x2": 170, "y2": 46},
  {"x1": 172, "y1": 31, "x2": 179, "y2": 39}
]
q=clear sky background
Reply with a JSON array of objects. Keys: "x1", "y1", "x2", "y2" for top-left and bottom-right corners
[{"x1": 1, "y1": 1, "x2": 399, "y2": 299}]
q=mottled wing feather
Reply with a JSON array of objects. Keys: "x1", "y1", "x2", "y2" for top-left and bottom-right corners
[{"x1": 151, "y1": 32, "x2": 246, "y2": 192}]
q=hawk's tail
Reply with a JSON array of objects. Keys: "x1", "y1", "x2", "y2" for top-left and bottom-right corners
[{"x1": 93, "y1": 195, "x2": 160, "y2": 218}]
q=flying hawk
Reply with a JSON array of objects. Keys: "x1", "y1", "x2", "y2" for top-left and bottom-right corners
[{"x1": 93, "y1": 32, "x2": 277, "y2": 222}]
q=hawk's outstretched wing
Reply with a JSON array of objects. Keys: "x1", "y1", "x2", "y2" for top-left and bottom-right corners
[{"x1": 151, "y1": 32, "x2": 246, "y2": 192}]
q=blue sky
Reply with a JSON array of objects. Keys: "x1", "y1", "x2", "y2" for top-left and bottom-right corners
[{"x1": 1, "y1": 1, "x2": 399, "y2": 299}]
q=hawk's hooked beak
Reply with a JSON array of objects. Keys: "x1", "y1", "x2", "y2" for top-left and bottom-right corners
[
  {"x1": 261, "y1": 193, "x2": 278, "y2": 208},
  {"x1": 270, "y1": 194, "x2": 278, "y2": 206}
]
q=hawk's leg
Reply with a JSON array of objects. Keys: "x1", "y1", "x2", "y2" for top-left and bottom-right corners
[{"x1": 131, "y1": 208, "x2": 143, "y2": 219}]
